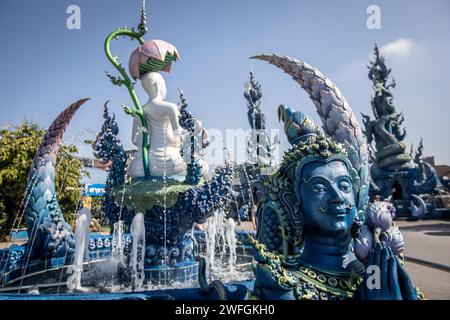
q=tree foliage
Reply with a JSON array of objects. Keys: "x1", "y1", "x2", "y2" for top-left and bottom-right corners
[{"x1": 0, "y1": 120, "x2": 86, "y2": 239}]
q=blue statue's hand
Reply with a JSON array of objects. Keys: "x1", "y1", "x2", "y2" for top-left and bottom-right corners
[
  {"x1": 359, "y1": 242, "x2": 414, "y2": 300},
  {"x1": 397, "y1": 254, "x2": 419, "y2": 300}
]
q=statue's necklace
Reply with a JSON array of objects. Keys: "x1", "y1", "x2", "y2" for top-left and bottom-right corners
[
  {"x1": 285, "y1": 264, "x2": 364, "y2": 300},
  {"x1": 250, "y1": 236, "x2": 364, "y2": 300}
]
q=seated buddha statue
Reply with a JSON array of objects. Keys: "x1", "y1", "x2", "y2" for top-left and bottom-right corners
[
  {"x1": 128, "y1": 39, "x2": 187, "y2": 178},
  {"x1": 250, "y1": 54, "x2": 421, "y2": 300}
]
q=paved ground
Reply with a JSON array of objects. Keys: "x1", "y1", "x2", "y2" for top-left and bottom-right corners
[
  {"x1": 397, "y1": 219, "x2": 450, "y2": 300},
  {"x1": 397, "y1": 219, "x2": 450, "y2": 266}
]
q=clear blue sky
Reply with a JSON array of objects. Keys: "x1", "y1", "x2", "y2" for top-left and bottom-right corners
[{"x1": 1, "y1": 0, "x2": 449, "y2": 166}]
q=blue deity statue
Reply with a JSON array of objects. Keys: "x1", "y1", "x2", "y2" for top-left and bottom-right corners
[
  {"x1": 361, "y1": 45, "x2": 440, "y2": 218},
  {"x1": 249, "y1": 54, "x2": 421, "y2": 300}
]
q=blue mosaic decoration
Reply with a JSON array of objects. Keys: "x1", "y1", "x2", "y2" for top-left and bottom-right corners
[
  {"x1": 184, "y1": 163, "x2": 202, "y2": 185},
  {"x1": 178, "y1": 90, "x2": 194, "y2": 132},
  {"x1": 92, "y1": 101, "x2": 129, "y2": 226},
  {"x1": 142, "y1": 162, "x2": 234, "y2": 247},
  {"x1": 0, "y1": 245, "x2": 25, "y2": 275},
  {"x1": 102, "y1": 159, "x2": 235, "y2": 284},
  {"x1": 178, "y1": 90, "x2": 203, "y2": 185}
]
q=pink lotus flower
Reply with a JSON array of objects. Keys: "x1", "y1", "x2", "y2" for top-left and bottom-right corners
[
  {"x1": 365, "y1": 201, "x2": 393, "y2": 231},
  {"x1": 129, "y1": 39, "x2": 180, "y2": 80},
  {"x1": 380, "y1": 226, "x2": 405, "y2": 254}
]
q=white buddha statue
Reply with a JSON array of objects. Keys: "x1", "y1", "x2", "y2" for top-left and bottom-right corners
[{"x1": 129, "y1": 72, "x2": 187, "y2": 178}]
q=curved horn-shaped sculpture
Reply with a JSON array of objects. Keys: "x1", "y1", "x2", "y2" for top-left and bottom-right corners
[
  {"x1": 251, "y1": 54, "x2": 369, "y2": 214},
  {"x1": 410, "y1": 194, "x2": 427, "y2": 219},
  {"x1": 26, "y1": 98, "x2": 89, "y2": 259}
]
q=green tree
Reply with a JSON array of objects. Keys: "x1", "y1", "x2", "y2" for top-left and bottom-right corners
[{"x1": 0, "y1": 120, "x2": 87, "y2": 240}]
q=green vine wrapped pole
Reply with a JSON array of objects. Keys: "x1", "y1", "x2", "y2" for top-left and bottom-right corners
[{"x1": 104, "y1": 0, "x2": 151, "y2": 178}]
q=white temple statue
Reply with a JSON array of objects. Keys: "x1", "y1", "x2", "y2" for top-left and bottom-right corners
[
  {"x1": 128, "y1": 39, "x2": 187, "y2": 178},
  {"x1": 129, "y1": 72, "x2": 187, "y2": 178}
]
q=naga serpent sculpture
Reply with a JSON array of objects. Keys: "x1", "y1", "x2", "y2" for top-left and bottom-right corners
[{"x1": 25, "y1": 99, "x2": 89, "y2": 260}]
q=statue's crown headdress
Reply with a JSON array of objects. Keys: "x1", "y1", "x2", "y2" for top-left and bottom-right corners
[
  {"x1": 278, "y1": 105, "x2": 324, "y2": 145},
  {"x1": 277, "y1": 105, "x2": 348, "y2": 175}
]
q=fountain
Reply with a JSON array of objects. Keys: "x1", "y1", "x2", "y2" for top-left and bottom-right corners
[
  {"x1": 112, "y1": 221, "x2": 126, "y2": 266},
  {"x1": 96, "y1": 0, "x2": 242, "y2": 289},
  {"x1": 66, "y1": 208, "x2": 91, "y2": 292},
  {"x1": 225, "y1": 218, "x2": 237, "y2": 272},
  {"x1": 129, "y1": 213, "x2": 145, "y2": 291},
  {"x1": 0, "y1": 2, "x2": 245, "y2": 299}
]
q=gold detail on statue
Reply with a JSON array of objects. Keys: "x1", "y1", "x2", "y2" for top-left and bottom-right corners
[
  {"x1": 250, "y1": 236, "x2": 364, "y2": 300},
  {"x1": 317, "y1": 275, "x2": 327, "y2": 283},
  {"x1": 339, "y1": 279, "x2": 349, "y2": 289},
  {"x1": 328, "y1": 277, "x2": 338, "y2": 287},
  {"x1": 307, "y1": 270, "x2": 317, "y2": 279}
]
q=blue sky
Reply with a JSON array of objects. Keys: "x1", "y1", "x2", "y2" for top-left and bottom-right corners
[{"x1": 1, "y1": 0, "x2": 449, "y2": 168}]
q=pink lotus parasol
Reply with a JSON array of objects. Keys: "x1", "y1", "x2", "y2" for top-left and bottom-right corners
[{"x1": 129, "y1": 39, "x2": 180, "y2": 80}]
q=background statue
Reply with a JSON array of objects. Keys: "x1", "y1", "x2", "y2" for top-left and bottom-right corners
[
  {"x1": 362, "y1": 45, "x2": 442, "y2": 218},
  {"x1": 244, "y1": 70, "x2": 273, "y2": 167},
  {"x1": 362, "y1": 44, "x2": 410, "y2": 170}
]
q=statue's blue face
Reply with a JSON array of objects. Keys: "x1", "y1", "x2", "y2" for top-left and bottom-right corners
[{"x1": 299, "y1": 160, "x2": 356, "y2": 236}]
